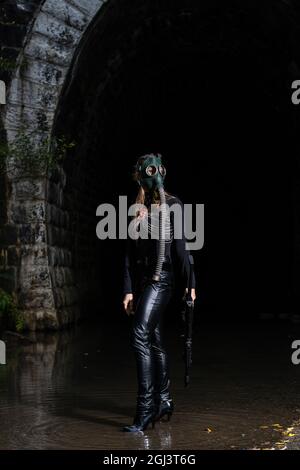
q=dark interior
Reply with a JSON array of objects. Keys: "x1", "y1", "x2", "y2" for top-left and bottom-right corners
[{"x1": 53, "y1": 0, "x2": 295, "y2": 322}]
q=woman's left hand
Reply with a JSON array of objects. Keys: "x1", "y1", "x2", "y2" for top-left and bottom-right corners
[{"x1": 185, "y1": 288, "x2": 196, "y2": 302}]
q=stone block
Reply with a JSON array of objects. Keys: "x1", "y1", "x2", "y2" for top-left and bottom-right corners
[
  {"x1": 41, "y1": 0, "x2": 89, "y2": 31},
  {"x1": 68, "y1": 0, "x2": 104, "y2": 17},
  {"x1": 20, "y1": 55, "x2": 66, "y2": 87},
  {"x1": 20, "y1": 244, "x2": 48, "y2": 266},
  {"x1": 20, "y1": 264, "x2": 51, "y2": 289},
  {"x1": 8, "y1": 77, "x2": 60, "y2": 112},
  {"x1": 11, "y1": 201, "x2": 46, "y2": 224},
  {"x1": 5, "y1": 101, "x2": 55, "y2": 131},
  {"x1": 19, "y1": 223, "x2": 46, "y2": 244},
  {"x1": 23, "y1": 308, "x2": 59, "y2": 331},
  {"x1": 33, "y1": 11, "x2": 81, "y2": 46},
  {"x1": 12, "y1": 179, "x2": 45, "y2": 200},
  {"x1": 23, "y1": 287, "x2": 54, "y2": 310},
  {"x1": 26, "y1": 33, "x2": 74, "y2": 66}
]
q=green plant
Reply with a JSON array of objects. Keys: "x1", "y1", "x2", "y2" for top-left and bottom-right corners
[
  {"x1": 0, "y1": 288, "x2": 25, "y2": 332},
  {"x1": 0, "y1": 56, "x2": 16, "y2": 72},
  {"x1": 0, "y1": 128, "x2": 76, "y2": 178}
]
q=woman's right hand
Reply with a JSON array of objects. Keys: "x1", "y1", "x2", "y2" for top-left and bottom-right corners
[
  {"x1": 137, "y1": 207, "x2": 148, "y2": 220},
  {"x1": 123, "y1": 293, "x2": 134, "y2": 315}
]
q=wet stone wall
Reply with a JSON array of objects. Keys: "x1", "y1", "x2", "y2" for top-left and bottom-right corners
[{"x1": 0, "y1": 1, "x2": 44, "y2": 296}]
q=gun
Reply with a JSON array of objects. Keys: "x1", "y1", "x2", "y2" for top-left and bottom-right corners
[{"x1": 182, "y1": 255, "x2": 195, "y2": 387}]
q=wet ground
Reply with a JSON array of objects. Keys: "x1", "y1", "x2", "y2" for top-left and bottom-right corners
[{"x1": 1, "y1": 317, "x2": 300, "y2": 450}]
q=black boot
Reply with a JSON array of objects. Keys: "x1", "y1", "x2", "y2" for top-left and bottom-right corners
[
  {"x1": 123, "y1": 321, "x2": 156, "y2": 432},
  {"x1": 153, "y1": 376, "x2": 174, "y2": 422},
  {"x1": 122, "y1": 409, "x2": 156, "y2": 432},
  {"x1": 155, "y1": 398, "x2": 174, "y2": 422},
  {"x1": 152, "y1": 320, "x2": 174, "y2": 423}
]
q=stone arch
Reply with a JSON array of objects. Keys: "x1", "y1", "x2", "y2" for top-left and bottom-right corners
[
  {"x1": 3, "y1": 0, "x2": 108, "y2": 329},
  {"x1": 2, "y1": 0, "x2": 300, "y2": 329}
]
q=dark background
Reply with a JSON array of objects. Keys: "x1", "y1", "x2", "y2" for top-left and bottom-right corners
[{"x1": 51, "y1": 0, "x2": 296, "y2": 324}]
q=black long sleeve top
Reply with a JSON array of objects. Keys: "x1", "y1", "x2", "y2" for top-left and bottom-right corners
[{"x1": 123, "y1": 194, "x2": 196, "y2": 295}]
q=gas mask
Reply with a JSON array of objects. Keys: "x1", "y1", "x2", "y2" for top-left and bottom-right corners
[
  {"x1": 134, "y1": 153, "x2": 167, "y2": 281},
  {"x1": 135, "y1": 154, "x2": 166, "y2": 191}
]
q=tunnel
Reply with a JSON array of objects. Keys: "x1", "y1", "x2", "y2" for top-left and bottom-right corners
[
  {"x1": 48, "y1": 0, "x2": 295, "y2": 325},
  {"x1": 1, "y1": 0, "x2": 298, "y2": 329},
  {"x1": 3, "y1": 0, "x2": 300, "y2": 453}
]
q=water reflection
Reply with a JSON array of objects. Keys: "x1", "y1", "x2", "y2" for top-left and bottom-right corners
[{"x1": 0, "y1": 322, "x2": 300, "y2": 449}]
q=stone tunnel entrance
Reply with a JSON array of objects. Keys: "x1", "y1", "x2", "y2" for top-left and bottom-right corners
[{"x1": 1, "y1": 0, "x2": 299, "y2": 329}]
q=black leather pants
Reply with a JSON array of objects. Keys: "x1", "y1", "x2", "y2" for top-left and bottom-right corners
[{"x1": 131, "y1": 267, "x2": 174, "y2": 416}]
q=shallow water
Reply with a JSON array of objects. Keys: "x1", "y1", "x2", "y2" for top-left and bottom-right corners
[{"x1": 1, "y1": 319, "x2": 300, "y2": 450}]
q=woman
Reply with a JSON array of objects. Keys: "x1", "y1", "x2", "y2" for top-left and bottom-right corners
[{"x1": 122, "y1": 153, "x2": 196, "y2": 432}]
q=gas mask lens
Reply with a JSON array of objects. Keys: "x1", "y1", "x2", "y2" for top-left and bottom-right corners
[
  {"x1": 145, "y1": 165, "x2": 158, "y2": 176},
  {"x1": 159, "y1": 165, "x2": 166, "y2": 177},
  {"x1": 135, "y1": 155, "x2": 166, "y2": 189}
]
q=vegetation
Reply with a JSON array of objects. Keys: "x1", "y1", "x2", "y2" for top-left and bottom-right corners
[
  {"x1": 0, "y1": 128, "x2": 76, "y2": 178},
  {"x1": 0, "y1": 288, "x2": 25, "y2": 332},
  {"x1": 0, "y1": 56, "x2": 16, "y2": 72}
]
